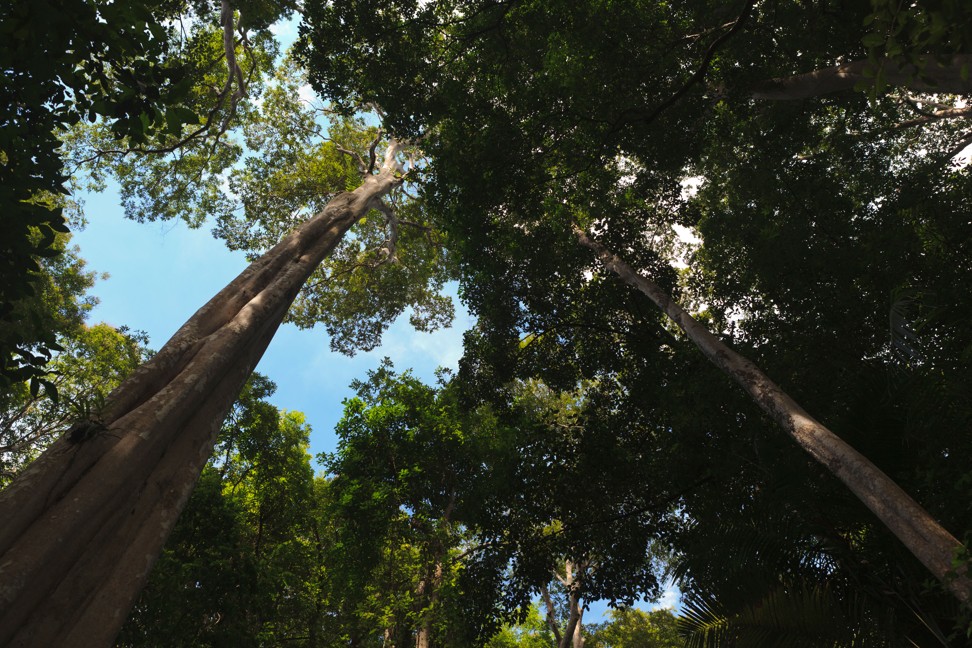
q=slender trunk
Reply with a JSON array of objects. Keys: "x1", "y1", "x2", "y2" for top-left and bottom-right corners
[
  {"x1": 541, "y1": 559, "x2": 587, "y2": 648},
  {"x1": 0, "y1": 145, "x2": 404, "y2": 647},
  {"x1": 415, "y1": 492, "x2": 455, "y2": 648},
  {"x1": 539, "y1": 584, "x2": 563, "y2": 648},
  {"x1": 560, "y1": 588, "x2": 582, "y2": 648},
  {"x1": 414, "y1": 561, "x2": 443, "y2": 648},
  {"x1": 573, "y1": 225, "x2": 972, "y2": 607},
  {"x1": 559, "y1": 560, "x2": 585, "y2": 648},
  {"x1": 751, "y1": 55, "x2": 972, "y2": 100}
]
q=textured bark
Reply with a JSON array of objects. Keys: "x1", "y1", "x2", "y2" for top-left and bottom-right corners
[
  {"x1": 573, "y1": 225, "x2": 972, "y2": 607},
  {"x1": 0, "y1": 145, "x2": 404, "y2": 647},
  {"x1": 752, "y1": 55, "x2": 972, "y2": 100},
  {"x1": 414, "y1": 560, "x2": 442, "y2": 648}
]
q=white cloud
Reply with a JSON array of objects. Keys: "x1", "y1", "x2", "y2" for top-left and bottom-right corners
[
  {"x1": 650, "y1": 581, "x2": 681, "y2": 611},
  {"x1": 269, "y1": 15, "x2": 299, "y2": 46},
  {"x1": 298, "y1": 83, "x2": 318, "y2": 105}
]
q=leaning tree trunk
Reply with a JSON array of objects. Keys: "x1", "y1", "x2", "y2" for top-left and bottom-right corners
[
  {"x1": 751, "y1": 54, "x2": 972, "y2": 100},
  {"x1": 573, "y1": 225, "x2": 972, "y2": 607},
  {"x1": 0, "y1": 144, "x2": 404, "y2": 648}
]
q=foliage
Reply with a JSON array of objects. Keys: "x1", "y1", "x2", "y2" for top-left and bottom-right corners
[
  {"x1": 863, "y1": 0, "x2": 972, "y2": 88},
  {"x1": 0, "y1": 0, "x2": 202, "y2": 389},
  {"x1": 586, "y1": 607, "x2": 683, "y2": 648},
  {"x1": 485, "y1": 604, "x2": 556, "y2": 648},
  {"x1": 297, "y1": 0, "x2": 972, "y2": 637},
  {"x1": 321, "y1": 361, "x2": 478, "y2": 646}
]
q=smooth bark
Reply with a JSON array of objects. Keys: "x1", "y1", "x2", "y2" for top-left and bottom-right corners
[
  {"x1": 0, "y1": 144, "x2": 404, "y2": 647},
  {"x1": 541, "y1": 559, "x2": 587, "y2": 648},
  {"x1": 752, "y1": 55, "x2": 972, "y2": 100},
  {"x1": 573, "y1": 225, "x2": 972, "y2": 607}
]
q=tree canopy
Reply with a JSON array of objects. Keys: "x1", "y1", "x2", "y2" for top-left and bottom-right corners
[{"x1": 2, "y1": 0, "x2": 972, "y2": 645}]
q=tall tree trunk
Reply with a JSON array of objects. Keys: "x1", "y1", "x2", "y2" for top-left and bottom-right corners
[
  {"x1": 0, "y1": 144, "x2": 405, "y2": 647},
  {"x1": 573, "y1": 225, "x2": 972, "y2": 607},
  {"x1": 541, "y1": 559, "x2": 587, "y2": 648},
  {"x1": 559, "y1": 560, "x2": 585, "y2": 648},
  {"x1": 571, "y1": 605, "x2": 585, "y2": 648},
  {"x1": 751, "y1": 55, "x2": 972, "y2": 100},
  {"x1": 414, "y1": 560, "x2": 443, "y2": 648},
  {"x1": 414, "y1": 492, "x2": 454, "y2": 648}
]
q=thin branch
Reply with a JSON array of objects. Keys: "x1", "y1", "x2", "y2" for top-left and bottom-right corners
[
  {"x1": 633, "y1": 0, "x2": 755, "y2": 126},
  {"x1": 70, "y1": 0, "x2": 250, "y2": 170},
  {"x1": 373, "y1": 198, "x2": 400, "y2": 263},
  {"x1": 221, "y1": 0, "x2": 246, "y2": 103},
  {"x1": 332, "y1": 144, "x2": 367, "y2": 174},
  {"x1": 944, "y1": 130, "x2": 972, "y2": 161},
  {"x1": 887, "y1": 105, "x2": 972, "y2": 131},
  {"x1": 367, "y1": 129, "x2": 383, "y2": 174}
]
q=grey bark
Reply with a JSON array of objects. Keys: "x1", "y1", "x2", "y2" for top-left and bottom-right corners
[
  {"x1": 573, "y1": 225, "x2": 971, "y2": 607},
  {"x1": 752, "y1": 55, "x2": 972, "y2": 100},
  {"x1": 0, "y1": 144, "x2": 404, "y2": 647},
  {"x1": 541, "y1": 559, "x2": 587, "y2": 648}
]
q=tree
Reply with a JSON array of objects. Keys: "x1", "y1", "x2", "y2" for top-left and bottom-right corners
[
  {"x1": 0, "y1": 135, "x2": 409, "y2": 646},
  {"x1": 296, "y1": 0, "x2": 972, "y2": 606},
  {"x1": 586, "y1": 607, "x2": 682, "y2": 648},
  {"x1": 321, "y1": 362, "x2": 476, "y2": 647},
  {"x1": 0, "y1": 7, "x2": 444, "y2": 640}
]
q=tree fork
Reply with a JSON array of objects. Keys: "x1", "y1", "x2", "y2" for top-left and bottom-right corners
[
  {"x1": 573, "y1": 224, "x2": 972, "y2": 607},
  {"x1": 0, "y1": 144, "x2": 404, "y2": 647}
]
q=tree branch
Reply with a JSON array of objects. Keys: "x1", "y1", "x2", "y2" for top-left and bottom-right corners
[
  {"x1": 540, "y1": 584, "x2": 564, "y2": 647},
  {"x1": 572, "y1": 223, "x2": 972, "y2": 606},
  {"x1": 752, "y1": 55, "x2": 972, "y2": 100},
  {"x1": 367, "y1": 129, "x2": 383, "y2": 174}
]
